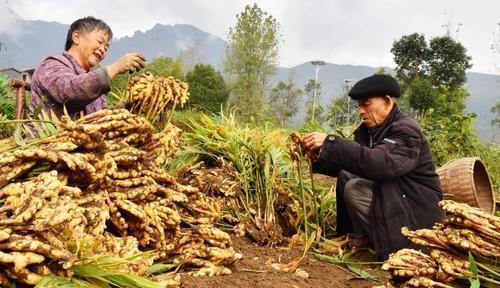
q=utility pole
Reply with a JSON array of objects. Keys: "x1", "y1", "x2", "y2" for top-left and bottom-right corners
[
  {"x1": 310, "y1": 60, "x2": 325, "y2": 121},
  {"x1": 342, "y1": 79, "x2": 356, "y2": 126}
]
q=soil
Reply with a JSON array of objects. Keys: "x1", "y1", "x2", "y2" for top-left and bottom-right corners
[{"x1": 181, "y1": 237, "x2": 383, "y2": 288}]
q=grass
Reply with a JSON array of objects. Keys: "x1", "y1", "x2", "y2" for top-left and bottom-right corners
[
  {"x1": 174, "y1": 112, "x2": 288, "y2": 227},
  {"x1": 169, "y1": 111, "x2": 337, "y2": 244}
]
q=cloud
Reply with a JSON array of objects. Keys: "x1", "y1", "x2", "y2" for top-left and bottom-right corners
[
  {"x1": 4, "y1": 0, "x2": 500, "y2": 73},
  {"x1": 0, "y1": 3, "x2": 24, "y2": 40},
  {"x1": 7, "y1": 0, "x2": 249, "y2": 39}
]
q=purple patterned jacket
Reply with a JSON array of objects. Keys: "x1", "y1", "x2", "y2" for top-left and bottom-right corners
[{"x1": 29, "y1": 52, "x2": 110, "y2": 119}]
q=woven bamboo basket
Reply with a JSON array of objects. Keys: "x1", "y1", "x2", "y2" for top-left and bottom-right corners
[{"x1": 437, "y1": 157, "x2": 496, "y2": 214}]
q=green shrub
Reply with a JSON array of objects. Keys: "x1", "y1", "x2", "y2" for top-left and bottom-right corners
[{"x1": 0, "y1": 75, "x2": 14, "y2": 118}]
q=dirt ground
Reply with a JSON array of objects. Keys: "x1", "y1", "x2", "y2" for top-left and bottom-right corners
[{"x1": 181, "y1": 237, "x2": 383, "y2": 288}]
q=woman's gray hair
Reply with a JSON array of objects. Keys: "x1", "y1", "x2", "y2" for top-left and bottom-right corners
[{"x1": 64, "y1": 16, "x2": 113, "y2": 51}]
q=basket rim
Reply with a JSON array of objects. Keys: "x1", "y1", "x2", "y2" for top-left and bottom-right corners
[{"x1": 472, "y1": 158, "x2": 496, "y2": 213}]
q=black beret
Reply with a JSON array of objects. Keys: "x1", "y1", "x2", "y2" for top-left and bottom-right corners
[{"x1": 348, "y1": 74, "x2": 401, "y2": 100}]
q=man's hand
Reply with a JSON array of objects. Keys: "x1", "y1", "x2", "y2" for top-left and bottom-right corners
[
  {"x1": 303, "y1": 132, "x2": 327, "y2": 153},
  {"x1": 106, "y1": 53, "x2": 146, "y2": 79}
]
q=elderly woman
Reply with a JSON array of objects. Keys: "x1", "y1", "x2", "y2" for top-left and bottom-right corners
[{"x1": 29, "y1": 16, "x2": 146, "y2": 118}]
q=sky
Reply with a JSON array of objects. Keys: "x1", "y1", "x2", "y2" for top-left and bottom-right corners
[{"x1": 2, "y1": 0, "x2": 500, "y2": 74}]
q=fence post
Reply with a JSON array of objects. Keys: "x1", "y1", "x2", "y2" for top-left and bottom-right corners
[{"x1": 11, "y1": 79, "x2": 30, "y2": 120}]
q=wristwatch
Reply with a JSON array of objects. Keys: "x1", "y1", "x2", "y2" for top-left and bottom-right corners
[{"x1": 318, "y1": 135, "x2": 335, "y2": 157}]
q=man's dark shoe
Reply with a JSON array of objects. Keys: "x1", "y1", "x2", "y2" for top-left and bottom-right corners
[{"x1": 349, "y1": 235, "x2": 373, "y2": 248}]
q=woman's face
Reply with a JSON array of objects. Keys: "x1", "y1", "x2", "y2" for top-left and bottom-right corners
[{"x1": 72, "y1": 29, "x2": 110, "y2": 70}]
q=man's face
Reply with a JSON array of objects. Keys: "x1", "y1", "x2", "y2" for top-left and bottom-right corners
[{"x1": 356, "y1": 96, "x2": 392, "y2": 128}]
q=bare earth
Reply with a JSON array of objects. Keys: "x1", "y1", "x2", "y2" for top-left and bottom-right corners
[{"x1": 181, "y1": 237, "x2": 382, "y2": 288}]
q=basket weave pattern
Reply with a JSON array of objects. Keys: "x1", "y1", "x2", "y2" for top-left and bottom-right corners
[{"x1": 437, "y1": 157, "x2": 496, "y2": 214}]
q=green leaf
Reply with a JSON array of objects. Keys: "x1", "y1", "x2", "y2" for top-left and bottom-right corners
[
  {"x1": 35, "y1": 275, "x2": 92, "y2": 288},
  {"x1": 346, "y1": 263, "x2": 378, "y2": 281},
  {"x1": 314, "y1": 253, "x2": 343, "y2": 265},
  {"x1": 73, "y1": 263, "x2": 163, "y2": 288},
  {"x1": 301, "y1": 232, "x2": 316, "y2": 259},
  {"x1": 33, "y1": 97, "x2": 44, "y2": 118},
  {"x1": 315, "y1": 252, "x2": 380, "y2": 281},
  {"x1": 467, "y1": 252, "x2": 483, "y2": 288},
  {"x1": 341, "y1": 250, "x2": 354, "y2": 262},
  {"x1": 32, "y1": 120, "x2": 46, "y2": 138},
  {"x1": 469, "y1": 278, "x2": 480, "y2": 288},
  {"x1": 23, "y1": 123, "x2": 37, "y2": 140},
  {"x1": 468, "y1": 252, "x2": 478, "y2": 277},
  {"x1": 13, "y1": 125, "x2": 24, "y2": 146},
  {"x1": 146, "y1": 263, "x2": 177, "y2": 274}
]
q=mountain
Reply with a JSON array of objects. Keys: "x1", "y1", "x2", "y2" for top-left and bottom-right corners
[
  {"x1": 0, "y1": 15, "x2": 498, "y2": 142},
  {"x1": 0, "y1": 8, "x2": 69, "y2": 69},
  {"x1": 103, "y1": 23, "x2": 227, "y2": 69},
  {"x1": 465, "y1": 73, "x2": 500, "y2": 143}
]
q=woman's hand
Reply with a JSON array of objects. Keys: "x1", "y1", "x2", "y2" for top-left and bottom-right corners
[
  {"x1": 303, "y1": 132, "x2": 327, "y2": 153},
  {"x1": 106, "y1": 53, "x2": 146, "y2": 79}
]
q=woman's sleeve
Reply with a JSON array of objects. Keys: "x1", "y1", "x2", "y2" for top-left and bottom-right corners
[{"x1": 36, "y1": 58, "x2": 111, "y2": 107}]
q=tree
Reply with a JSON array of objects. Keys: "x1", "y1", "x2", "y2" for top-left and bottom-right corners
[
  {"x1": 224, "y1": 3, "x2": 281, "y2": 122},
  {"x1": 391, "y1": 32, "x2": 482, "y2": 166},
  {"x1": 421, "y1": 111, "x2": 479, "y2": 165},
  {"x1": 391, "y1": 33, "x2": 472, "y2": 89},
  {"x1": 406, "y1": 76, "x2": 438, "y2": 117},
  {"x1": 0, "y1": 75, "x2": 14, "y2": 119},
  {"x1": 326, "y1": 94, "x2": 358, "y2": 128},
  {"x1": 491, "y1": 102, "x2": 500, "y2": 143},
  {"x1": 185, "y1": 64, "x2": 229, "y2": 113},
  {"x1": 391, "y1": 33, "x2": 429, "y2": 85},
  {"x1": 391, "y1": 32, "x2": 472, "y2": 121},
  {"x1": 492, "y1": 102, "x2": 500, "y2": 128},
  {"x1": 0, "y1": 75, "x2": 12, "y2": 100},
  {"x1": 268, "y1": 78, "x2": 302, "y2": 128},
  {"x1": 375, "y1": 67, "x2": 388, "y2": 75},
  {"x1": 304, "y1": 79, "x2": 324, "y2": 123},
  {"x1": 325, "y1": 79, "x2": 358, "y2": 128},
  {"x1": 427, "y1": 36, "x2": 472, "y2": 89},
  {"x1": 177, "y1": 40, "x2": 203, "y2": 73},
  {"x1": 144, "y1": 56, "x2": 185, "y2": 80}
]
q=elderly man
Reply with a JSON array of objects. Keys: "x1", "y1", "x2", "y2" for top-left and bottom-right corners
[{"x1": 303, "y1": 74, "x2": 444, "y2": 260}]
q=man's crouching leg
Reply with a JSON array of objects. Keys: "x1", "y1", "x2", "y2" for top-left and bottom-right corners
[{"x1": 342, "y1": 173, "x2": 374, "y2": 246}]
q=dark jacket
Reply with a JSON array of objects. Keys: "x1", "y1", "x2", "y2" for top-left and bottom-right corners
[{"x1": 314, "y1": 105, "x2": 445, "y2": 260}]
